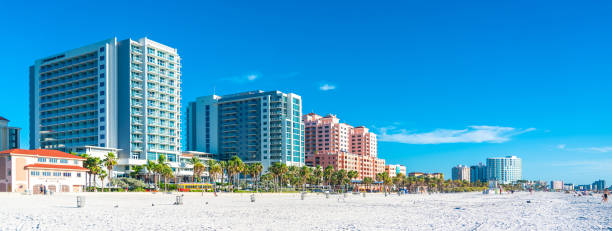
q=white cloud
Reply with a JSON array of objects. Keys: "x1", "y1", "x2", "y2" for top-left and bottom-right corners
[
  {"x1": 319, "y1": 84, "x2": 336, "y2": 91},
  {"x1": 378, "y1": 125, "x2": 535, "y2": 144},
  {"x1": 557, "y1": 144, "x2": 566, "y2": 149},
  {"x1": 587, "y1": 147, "x2": 612, "y2": 153},
  {"x1": 557, "y1": 145, "x2": 612, "y2": 153},
  {"x1": 220, "y1": 73, "x2": 260, "y2": 83},
  {"x1": 246, "y1": 74, "x2": 258, "y2": 81}
]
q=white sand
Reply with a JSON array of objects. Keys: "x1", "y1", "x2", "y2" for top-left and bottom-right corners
[{"x1": 0, "y1": 192, "x2": 610, "y2": 230}]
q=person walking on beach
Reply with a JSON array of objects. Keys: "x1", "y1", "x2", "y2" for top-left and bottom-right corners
[{"x1": 603, "y1": 189, "x2": 609, "y2": 203}]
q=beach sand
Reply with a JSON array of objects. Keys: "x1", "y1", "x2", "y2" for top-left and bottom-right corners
[{"x1": 0, "y1": 192, "x2": 610, "y2": 230}]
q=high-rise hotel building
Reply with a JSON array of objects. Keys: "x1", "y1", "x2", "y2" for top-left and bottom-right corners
[
  {"x1": 29, "y1": 37, "x2": 182, "y2": 172},
  {"x1": 186, "y1": 90, "x2": 304, "y2": 170},
  {"x1": 486, "y1": 156, "x2": 522, "y2": 184},
  {"x1": 303, "y1": 113, "x2": 385, "y2": 180}
]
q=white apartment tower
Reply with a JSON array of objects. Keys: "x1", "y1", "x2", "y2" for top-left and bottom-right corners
[{"x1": 30, "y1": 37, "x2": 182, "y2": 173}]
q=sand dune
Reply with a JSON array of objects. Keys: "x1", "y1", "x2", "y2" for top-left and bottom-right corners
[{"x1": 0, "y1": 192, "x2": 610, "y2": 230}]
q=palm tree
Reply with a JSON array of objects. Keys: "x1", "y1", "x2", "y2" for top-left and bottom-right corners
[
  {"x1": 130, "y1": 165, "x2": 144, "y2": 179},
  {"x1": 103, "y1": 152, "x2": 118, "y2": 190},
  {"x1": 323, "y1": 165, "x2": 334, "y2": 187},
  {"x1": 219, "y1": 160, "x2": 228, "y2": 187},
  {"x1": 279, "y1": 163, "x2": 288, "y2": 191},
  {"x1": 83, "y1": 156, "x2": 101, "y2": 191},
  {"x1": 161, "y1": 165, "x2": 174, "y2": 192},
  {"x1": 347, "y1": 170, "x2": 359, "y2": 191},
  {"x1": 251, "y1": 163, "x2": 263, "y2": 191},
  {"x1": 363, "y1": 177, "x2": 373, "y2": 192},
  {"x1": 313, "y1": 165, "x2": 323, "y2": 186},
  {"x1": 99, "y1": 170, "x2": 108, "y2": 192},
  {"x1": 228, "y1": 156, "x2": 244, "y2": 189},
  {"x1": 206, "y1": 159, "x2": 217, "y2": 183},
  {"x1": 208, "y1": 162, "x2": 222, "y2": 191},
  {"x1": 144, "y1": 160, "x2": 157, "y2": 185},
  {"x1": 299, "y1": 166, "x2": 312, "y2": 191},
  {"x1": 188, "y1": 157, "x2": 204, "y2": 182}
]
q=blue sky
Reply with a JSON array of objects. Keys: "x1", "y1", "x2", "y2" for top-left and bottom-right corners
[{"x1": 1, "y1": 0, "x2": 611, "y2": 185}]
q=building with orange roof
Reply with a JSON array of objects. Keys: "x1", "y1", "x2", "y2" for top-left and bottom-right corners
[{"x1": 0, "y1": 149, "x2": 88, "y2": 193}]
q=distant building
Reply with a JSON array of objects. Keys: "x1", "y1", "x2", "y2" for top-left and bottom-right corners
[
  {"x1": 303, "y1": 113, "x2": 385, "y2": 180},
  {"x1": 470, "y1": 163, "x2": 487, "y2": 183},
  {"x1": 186, "y1": 90, "x2": 304, "y2": 170},
  {"x1": 408, "y1": 172, "x2": 425, "y2": 178},
  {"x1": 386, "y1": 164, "x2": 407, "y2": 178},
  {"x1": 592, "y1": 179, "x2": 606, "y2": 192},
  {"x1": 575, "y1": 184, "x2": 591, "y2": 191},
  {"x1": 0, "y1": 149, "x2": 88, "y2": 193},
  {"x1": 0, "y1": 116, "x2": 20, "y2": 150},
  {"x1": 486, "y1": 156, "x2": 522, "y2": 184},
  {"x1": 177, "y1": 151, "x2": 214, "y2": 182},
  {"x1": 451, "y1": 165, "x2": 470, "y2": 181},
  {"x1": 428, "y1": 173, "x2": 444, "y2": 179},
  {"x1": 563, "y1": 183, "x2": 574, "y2": 191},
  {"x1": 551, "y1": 180, "x2": 564, "y2": 191}
]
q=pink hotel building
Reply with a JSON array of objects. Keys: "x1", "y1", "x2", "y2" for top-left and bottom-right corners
[
  {"x1": 304, "y1": 113, "x2": 385, "y2": 180},
  {"x1": 0, "y1": 149, "x2": 88, "y2": 193}
]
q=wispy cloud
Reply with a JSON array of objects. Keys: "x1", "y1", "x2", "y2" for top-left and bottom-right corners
[
  {"x1": 557, "y1": 144, "x2": 566, "y2": 149},
  {"x1": 220, "y1": 73, "x2": 260, "y2": 84},
  {"x1": 319, "y1": 83, "x2": 336, "y2": 91},
  {"x1": 558, "y1": 144, "x2": 612, "y2": 153},
  {"x1": 378, "y1": 125, "x2": 535, "y2": 144}
]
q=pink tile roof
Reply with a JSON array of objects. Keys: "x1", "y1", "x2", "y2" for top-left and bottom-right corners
[{"x1": 0, "y1": 149, "x2": 86, "y2": 160}]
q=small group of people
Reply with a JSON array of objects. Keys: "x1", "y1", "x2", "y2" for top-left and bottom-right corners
[{"x1": 38, "y1": 185, "x2": 48, "y2": 195}]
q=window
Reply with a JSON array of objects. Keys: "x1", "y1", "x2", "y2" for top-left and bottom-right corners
[
  {"x1": 42, "y1": 172, "x2": 51, "y2": 176},
  {"x1": 100, "y1": 73, "x2": 105, "y2": 79},
  {"x1": 100, "y1": 82, "x2": 105, "y2": 87},
  {"x1": 100, "y1": 108, "x2": 105, "y2": 113},
  {"x1": 38, "y1": 157, "x2": 46, "y2": 162},
  {"x1": 53, "y1": 172, "x2": 61, "y2": 176},
  {"x1": 100, "y1": 99, "x2": 105, "y2": 105},
  {"x1": 100, "y1": 47, "x2": 105, "y2": 52},
  {"x1": 100, "y1": 91, "x2": 105, "y2": 96},
  {"x1": 99, "y1": 64, "x2": 105, "y2": 70},
  {"x1": 60, "y1": 159, "x2": 68, "y2": 164},
  {"x1": 100, "y1": 125, "x2": 105, "y2": 131},
  {"x1": 100, "y1": 134, "x2": 105, "y2": 139},
  {"x1": 63, "y1": 172, "x2": 71, "y2": 177},
  {"x1": 99, "y1": 56, "x2": 105, "y2": 61},
  {"x1": 77, "y1": 173, "x2": 82, "y2": 177},
  {"x1": 49, "y1": 158, "x2": 58, "y2": 163},
  {"x1": 74, "y1": 160, "x2": 78, "y2": 164}
]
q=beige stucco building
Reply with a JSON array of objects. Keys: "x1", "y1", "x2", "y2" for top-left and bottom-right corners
[{"x1": 0, "y1": 149, "x2": 88, "y2": 193}]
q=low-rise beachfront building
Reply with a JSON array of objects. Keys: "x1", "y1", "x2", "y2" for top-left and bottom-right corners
[
  {"x1": 408, "y1": 172, "x2": 425, "y2": 178},
  {"x1": 303, "y1": 113, "x2": 385, "y2": 180},
  {"x1": 0, "y1": 149, "x2": 88, "y2": 193},
  {"x1": 386, "y1": 164, "x2": 406, "y2": 178},
  {"x1": 178, "y1": 151, "x2": 213, "y2": 182}
]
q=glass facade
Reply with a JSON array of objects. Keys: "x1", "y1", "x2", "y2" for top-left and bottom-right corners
[{"x1": 486, "y1": 156, "x2": 522, "y2": 184}]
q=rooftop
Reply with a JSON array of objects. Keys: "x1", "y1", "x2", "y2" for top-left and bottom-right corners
[{"x1": 0, "y1": 149, "x2": 85, "y2": 160}]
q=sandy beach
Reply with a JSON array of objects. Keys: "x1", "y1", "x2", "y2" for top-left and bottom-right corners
[{"x1": 0, "y1": 192, "x2": 610, "y2": 230}]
